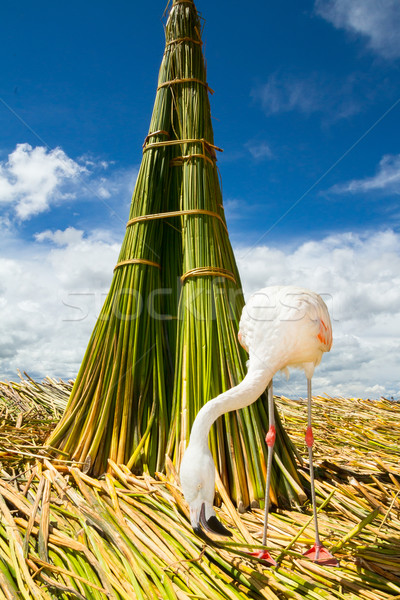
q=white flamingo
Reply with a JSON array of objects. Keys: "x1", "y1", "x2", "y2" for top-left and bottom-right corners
[{"x1": 179, "y1": 285, "x2": 338, "y2": 566}]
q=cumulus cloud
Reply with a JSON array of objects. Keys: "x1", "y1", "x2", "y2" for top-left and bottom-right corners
[
  {"x1": 0, "y1": 226, "x2": 121, "y2": 379},
  {"x1": 315, "y1": 0, "x2": 400, "y2": 59},
  {"x1": 328, "y1": 154, "x2": 400, "y2": 194},
  {"x1": 0, "y1": 144, "x2": 137, "y2": 221},
  {"x1": 0, "y1": 144, "x2": 85, "y2": 219},
  {"x1": 1, "y1": 225, "x2": 399, "y2": 401},
  {"x1": 251, "y1": 72, "x2": 360, "y2": 120},
  {"x1": 35, "y1": 227, "x2": 85, "y2": 246}
]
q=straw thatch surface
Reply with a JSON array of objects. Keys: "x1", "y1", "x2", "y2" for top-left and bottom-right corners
[{"x1": 1, "y1": 376, "x2": 399, "y2": 599}]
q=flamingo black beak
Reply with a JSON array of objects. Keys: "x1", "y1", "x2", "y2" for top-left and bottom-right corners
[{"x1": 193, "y1": 503, "x2": 232, "y2": 539}]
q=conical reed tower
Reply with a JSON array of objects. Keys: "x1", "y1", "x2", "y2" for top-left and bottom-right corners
[{"x1": 47, "y1": 0, "x2": 303, "y2": 509}]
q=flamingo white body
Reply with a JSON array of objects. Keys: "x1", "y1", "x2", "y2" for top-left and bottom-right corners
[
  {"x1": 238, "y1": 285, "x2": 331, "y2": 375},
  {"x1": 180, "y1": 285, "x2": 338, "y2": 565}
]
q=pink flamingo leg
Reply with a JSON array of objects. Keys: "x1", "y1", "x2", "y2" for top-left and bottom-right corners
[
  {"x1": 303, "y1": 378, "x2": 339, "y2": 567},
  {"x1": 250, "y1": 382, "x2": 277, "y2": 566}
]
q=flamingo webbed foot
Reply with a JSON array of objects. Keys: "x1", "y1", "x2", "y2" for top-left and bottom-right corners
[
  {"x1": 303, "y1": 542, "x2": 339, "y2": 567},
  {"x1": 249, "y1": 549, "x2": 277, "y2": 566}
]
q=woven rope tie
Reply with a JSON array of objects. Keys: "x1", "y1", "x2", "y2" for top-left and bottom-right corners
[
  {"x1": 114, "y1": 259, "x2": 161, "y2": 272},
  {"x1": 166, "y1": 36, "x2": 202, "y2": 47},
  {"x1": 142, "y1": 138, "x2": 223, "y2": 157},
  {"x1": 157, "y1": 77, "x2": 214, "y2": 95},
  {"x1": 170, "y1": 153, "x2": 215, "y2": 166},
  {"x1": 126, "y1": 209, "x2": 228, "y2": 233},
  {"x1": 181, "y1": 267, "x2": 236, "y2": 284},
  {"x1": 142, "y1": 130, "x2": 170, "y2": 148}
]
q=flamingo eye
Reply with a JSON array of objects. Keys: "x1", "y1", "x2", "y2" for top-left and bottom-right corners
[{"x1": 197, "y1": 483, "x2": 202, "y2": 490}]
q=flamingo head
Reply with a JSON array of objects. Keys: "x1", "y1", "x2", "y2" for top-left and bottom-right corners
[{"x1": 179, "y1": 442, "x2": 232, "y2": 539}]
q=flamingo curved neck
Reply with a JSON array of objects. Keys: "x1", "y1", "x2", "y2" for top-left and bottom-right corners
[{"x1": 188, "y1": 366, "x2": 273, "y2": 448}]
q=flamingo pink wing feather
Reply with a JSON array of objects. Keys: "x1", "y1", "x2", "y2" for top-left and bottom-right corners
[{"x1": 317, "y1": 318, "x2": 332, "y2": 351}]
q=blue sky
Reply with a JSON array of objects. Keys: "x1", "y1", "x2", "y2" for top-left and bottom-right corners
[{"x1": 1, "y1": 0, "x2": 400, "y2": 399}]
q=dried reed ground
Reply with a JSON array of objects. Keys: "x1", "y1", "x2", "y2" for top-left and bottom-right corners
[{"x1": 0, "y1": 376, "x2": 399, "y2": 600}]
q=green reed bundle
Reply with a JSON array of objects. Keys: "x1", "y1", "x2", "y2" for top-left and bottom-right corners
[{"x1": 46, "y1": 0, "x2": 302, "y2": 508}]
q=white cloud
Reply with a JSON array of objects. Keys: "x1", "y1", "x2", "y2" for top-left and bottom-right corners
[
  {"x1": 251, "y1": 72, "x2": 360, "y2": 120},
  {"x1": 93, "y1": 167, "x2": 138, "y2": 204},
  {"x1": 328, "y1": 154, "x2": 400, "y2": 194},
  {"x1": 35, "y1": 227, "x2": 85, "y2": 246},
  {"x1": 252, "y1": 74, "x2": 322, "y2": 116},
  {"x1": 245, "y1": 141, "x2": 273, "y2": 160},
  {"x1": 0, "y1": 143, "x2": 138, "y2": 221},
  {"x1": 1, "y1": 224, "x2": 399, "y2": 401},
  {"x1": 315, "y1": 0, "x2": 400, "y2": 59},
  {"x1": 0, "y1": 226, "x2": 121, "y2": 378},
  {"x1": 364, "y1": 384, "x2": 386, "y2": 396},
  {"x1": 0, "y1": 144, "x2": 86, "y2": 219}
]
